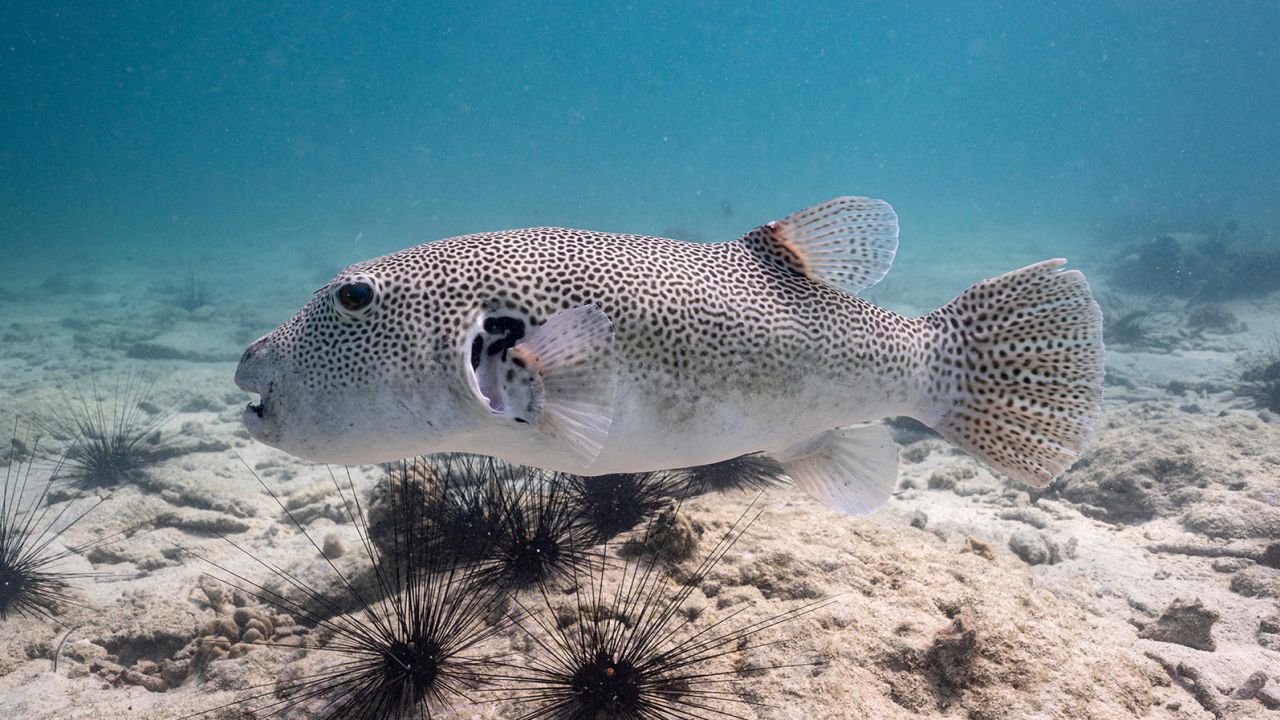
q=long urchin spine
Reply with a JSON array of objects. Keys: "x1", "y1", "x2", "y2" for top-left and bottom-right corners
[
  {"x1": 185, "y1": 462, "x2": 513, "y2": 719},
  {"x1": 494, "y1": 496, "x2": 830, "y2": 719},
  {"x1": 1, "y1": 426, "x2": 122, "y2": 621}
]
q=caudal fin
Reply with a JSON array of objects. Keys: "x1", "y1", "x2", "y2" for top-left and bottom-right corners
[{"x1": 923, "y1": 259, "x2": 1104, "y2": 487}]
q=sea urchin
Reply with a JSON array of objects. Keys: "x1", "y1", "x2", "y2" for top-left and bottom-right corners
[
  {"x1": 1, "y1": 427, "x2": 110, "y2": 620},
  {"x1": 188, "y1": 463, "x2": 513, "y2": 719},
  {"x1": 45, "y1": 374, "x2": 171, "y2": 487},
  {"x1": 1241, "y1": 357, "x2": 1280, "y2": 414},
  {"x1": 498, "y1": 497, "x2": 829, "y2": 719},
  {"x1": 678, "y1": 454, "x2": 789, "y2": 496},
  {"x1": 564, "y1": 470, "x2": 683, "y2": 543}
]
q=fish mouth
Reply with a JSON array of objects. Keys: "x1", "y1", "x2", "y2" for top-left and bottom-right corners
[
  {"x1": 246, "y1": 396, "x2": 265, "y2": 418},
  {"x1": 235, "y1": 334, "x2": 283, "y2": 444},
  {"x1": 240, "y1": 393, "x2": 272, "y2": 442},
  {"x1": 234, "y1": 375, "x2": 272, "y2": 438}
]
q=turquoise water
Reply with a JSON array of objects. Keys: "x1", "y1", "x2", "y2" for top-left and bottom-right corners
[{"x1": 5, "y1": 2, "x2": 1277, "y2": 280}]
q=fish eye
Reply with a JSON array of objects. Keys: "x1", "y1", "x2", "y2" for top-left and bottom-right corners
[{"x1": 335, "y1": 280, "x2": 373, "y2": 311}]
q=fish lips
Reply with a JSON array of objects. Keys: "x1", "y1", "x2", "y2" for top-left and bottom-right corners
[
  {"x1": 238, "y1": 384, "x2": 275, "y2": 440},
  {"x1": 240, "y1": 393, "x2": 271, "y2": 440},
  {"x1": 236, "y1": 335, "x2": 282, "y2": 443},
  {"x1": 234, "y1": 372, "x2": 276, "y2": 443}
]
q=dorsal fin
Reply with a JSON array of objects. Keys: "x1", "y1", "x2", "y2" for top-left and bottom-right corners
[{"x1": 738, "y1": 196, "x2": 899, "y2": 295}]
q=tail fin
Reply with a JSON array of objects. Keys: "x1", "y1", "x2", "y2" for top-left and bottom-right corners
[{"x1": 923, "y1": 259, "x2": 1104, "y2": 487}]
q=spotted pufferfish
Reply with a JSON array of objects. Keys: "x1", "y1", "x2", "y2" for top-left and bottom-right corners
[{"x1": 235, "y1": 197, "x2": 1104, "y2": 515}]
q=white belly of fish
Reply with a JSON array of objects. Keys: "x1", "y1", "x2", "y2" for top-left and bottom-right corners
[{"x1": 471, "y1": 362, "x2": 892, "y2": 476}]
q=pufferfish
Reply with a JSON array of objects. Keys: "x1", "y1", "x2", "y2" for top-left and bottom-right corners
[{"x1": 235, "y1": 197, "x2": 1104, "y2": 515}]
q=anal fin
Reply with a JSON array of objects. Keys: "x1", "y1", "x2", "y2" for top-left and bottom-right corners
[{"x1": 774, "y1": 423, "x2": 899, "y2": 516}]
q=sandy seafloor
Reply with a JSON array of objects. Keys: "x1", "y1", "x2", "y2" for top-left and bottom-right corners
[{"x1": 2, "y1": 229, "x2": 1279, "y2": 720}]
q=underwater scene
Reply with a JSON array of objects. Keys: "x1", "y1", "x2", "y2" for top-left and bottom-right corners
[{"x1": 2, "y1": 2, "x2": 1279, "y2": 718}]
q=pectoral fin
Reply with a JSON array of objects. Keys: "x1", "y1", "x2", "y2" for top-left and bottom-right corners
[{"x1": 465, "y1": 304, "x2": 618, "y2": 466}]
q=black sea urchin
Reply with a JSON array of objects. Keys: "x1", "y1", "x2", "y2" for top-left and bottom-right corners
[
  {"x1": 1241, "y1": 357, "x2": 1280, "y2": 414},
  {"x1": 678, "y1": 454, "x2": 788, "y2": 496},
  {"x1": 1, "y1": 427, "x2": 112, "y2": 620},
  {"x1": 45, "y1": 374, "x2": 171, "y2": 487},
  {"x1": 564, "y1": 471, "x2": 683, "y2": 544},
  {"x1": 497, "y1": 498, "x2": 829, "y2": 719},
  {"x1": 168, "y1": 269, "x2": 210, "y2": 311},
  {"x1": 380, "y1": 454, "x2": 595, "y2": 592},
  {"x1": 188, "y1": 464, "x2": 512, "y2": 719},
  {"x1": 422, "y1": 453, "x2": 514, "y2": 564},
  {"x1": 1096, "y1": 292, "x2": 1183, "y2": 351},
  {"x1": 476, "y1": 469, "x2": 596, "y2": 592}
]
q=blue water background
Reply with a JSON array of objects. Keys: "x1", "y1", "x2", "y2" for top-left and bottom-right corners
[{"x1": 3, "y1": 1, "x2": 1278, "y2": 308}]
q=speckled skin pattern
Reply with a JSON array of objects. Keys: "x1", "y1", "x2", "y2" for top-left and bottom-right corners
[
  {"x1": 925, "y1": 259, "x2": 1103, "y2": 485},
  {"x1": 236, "y1": 222, "x2": 1101, "y2": 484},
  {"x1": 237, "y1": 226, "x2": 938, "y2": 472}
]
